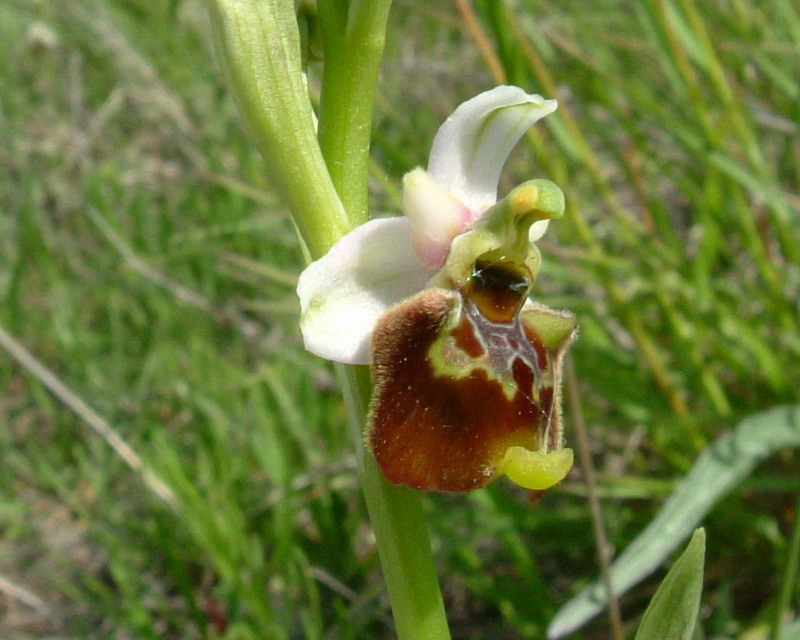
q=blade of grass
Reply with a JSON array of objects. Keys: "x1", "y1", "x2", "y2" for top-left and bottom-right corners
[
  {"x1": 633, "y1": 528, "x2": 705, "y2": 640},
  {"x1": 771, "y1": 493, "x2": 800, "y2": 640},
  {"x1": 454, "y1": 0, "x2": 506, "y2": 84},
  {"x1": 0, "y1": 322, "x2": 178, "y2": 512},
  {"x1": 0, "y1": 574, "x2": 49, "y2": 614},
  {"x1": 549, "y1": 404, "x2": 800, "y2": 638},
  {"x1": 85, "y1": 206, "x2": 263, "y2": 342},
  {"x1": 566, "y1": 356, "x2": 624, "y2": 640},
  {"x1": 780, "y1": 620, "x2": 800, "y2": 640}
]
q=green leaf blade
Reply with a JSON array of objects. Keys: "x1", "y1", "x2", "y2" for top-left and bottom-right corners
[
  {"x1": 548, "y1": 404, "x2": 800, "y2": 639},
  {"x1": 634, "y1": 528, "x2": 705, "y2": 640}
]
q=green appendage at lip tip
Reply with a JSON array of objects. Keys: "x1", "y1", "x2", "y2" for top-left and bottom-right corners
[{"x1": 499, "y1": 446, "x2": 574, "y2": 490}]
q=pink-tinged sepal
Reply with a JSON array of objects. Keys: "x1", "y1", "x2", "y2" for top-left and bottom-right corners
[{"x1": 403, "y1": 168, "x2": 472, "y2": 269}]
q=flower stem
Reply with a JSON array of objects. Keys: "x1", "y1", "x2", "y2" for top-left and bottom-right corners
[
  {"x1": 339, "y1": 366, "x2": 451, "y2": 640},
  {"x1": 210, "y1": 0, "x2": 451, "y2": 634},
  {"x1": 317, "y1": 0, "x2": 393, "y2": 226},
  {"x1": 314, "y1": 3, "x2": 451, "y2": 638}
]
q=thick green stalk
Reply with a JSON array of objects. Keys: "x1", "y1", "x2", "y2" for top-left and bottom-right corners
[{"x1": 210, "y1": 1, "x2": 451, "y2": 635}]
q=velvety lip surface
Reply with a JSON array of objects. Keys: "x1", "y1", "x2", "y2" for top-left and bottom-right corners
[{"x1": 369, "y1": 288, "x2": 559, "y2": 492}]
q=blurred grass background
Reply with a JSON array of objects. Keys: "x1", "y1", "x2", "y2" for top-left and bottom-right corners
[{"x1": 0, "y1": 0, "x2": 798, "y2": 638}]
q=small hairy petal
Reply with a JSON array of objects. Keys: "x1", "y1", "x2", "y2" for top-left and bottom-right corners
[
  {"x1": 427, "y1": 86, "x2": 557, "y2": 215},
  {"x1": 403, "y1": 168, "x2": 472, "y2": 269},
  {"x1": 297, "y1": 217, "x2": 433, "y2": 364}
]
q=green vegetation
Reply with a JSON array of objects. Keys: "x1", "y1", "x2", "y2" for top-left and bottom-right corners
[{"x1": 1, "y1": 0, "x2": 798, "y2": 638}]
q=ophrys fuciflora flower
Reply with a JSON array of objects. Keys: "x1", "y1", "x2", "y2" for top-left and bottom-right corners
[{"x1": 298, "y1": 86, "x2": 576, "y2": 494}]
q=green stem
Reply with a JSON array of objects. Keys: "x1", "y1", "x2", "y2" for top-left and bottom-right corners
[
  {"x1": 339, "y1": 366, "x2": 451, "y2": 640},
  {"x1": 315, "y1": 3, "x2": 451, "y2": 638},
  {"x1": 210, "y1": 1, "x2": 451, "y2": 634},
  {"x1": 317, "y1": 0, "x2": 392, "y2": 226}
]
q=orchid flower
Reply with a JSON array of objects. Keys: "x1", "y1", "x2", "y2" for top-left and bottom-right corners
[{"x1": 297, "y1": 86, "x2": 577, "y2": 494}]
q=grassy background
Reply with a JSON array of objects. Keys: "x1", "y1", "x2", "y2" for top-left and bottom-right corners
[{"x1": 1, "y1": 0, "x2": 798, "y2": 638}]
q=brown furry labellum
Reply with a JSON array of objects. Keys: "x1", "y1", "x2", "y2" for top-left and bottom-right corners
[{"x1": 368, "y1": 259, "x2": 576, "y2": 493}]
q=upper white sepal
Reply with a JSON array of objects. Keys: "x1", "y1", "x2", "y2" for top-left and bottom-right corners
[{"x1": 427, "y1": 85, "x2": 557, "y2": 215}]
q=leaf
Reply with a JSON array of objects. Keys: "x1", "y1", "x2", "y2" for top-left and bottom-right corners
[
  {"x1": 634, "y1": 529, "x2": 705, "y2": 640},
  {"x1": 548, "y1": 404, "x2": 800, "y2": 639}
]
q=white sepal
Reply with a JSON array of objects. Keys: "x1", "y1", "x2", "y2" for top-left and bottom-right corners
[
  {"x1": 297, "y1": 217, "x2": 434, "y2": 364},
  {"x1": 427, "y1": 86, "x2": 557, "y2": 215}
]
